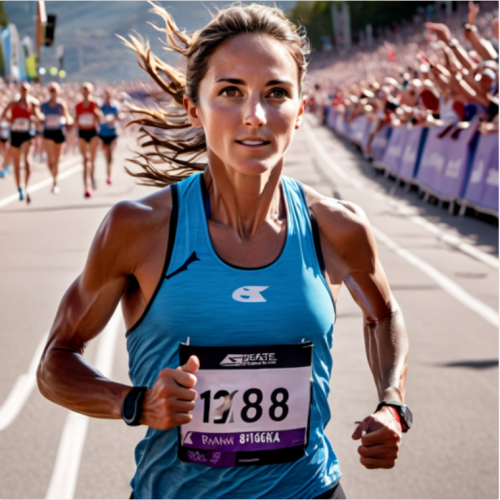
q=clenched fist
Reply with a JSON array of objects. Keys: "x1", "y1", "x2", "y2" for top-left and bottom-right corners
[
  {"x1": 352, "y1": 406, "x2": 402, "y2": 469},
  {"x1": 140, "y1": 355, "x2": 200, "y2": 430}
]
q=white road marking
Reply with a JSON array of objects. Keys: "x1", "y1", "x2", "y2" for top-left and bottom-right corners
[
  {"x1": 372, "y1": 226, "x2": 499, "y2": 328},
  {"x1": 0, "y1": 156, "x2": 82, "y2": 209},
  {"x1": 304, "y1": 121, "x2": 499, "y2": 328},
  {"x1": 0, "y1": 332, "x2": 49, "y2": 431},
  {"x1": 376, "y1": 194, "x2": 499, "y2": 270},
  {"x1": 304, "y1": 121, "x2": 499, "y2": 269},
  {"x1": 45, "y1": 308, "x2": 123, "y2": 500}
]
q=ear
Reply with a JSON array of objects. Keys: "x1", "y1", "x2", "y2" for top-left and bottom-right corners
[
  {"x1": 183, "y1": 95, "x2": 204, "y2": 129},
  {"x1": 295, "y1": 97, "x2": 307, "y2": 129}
]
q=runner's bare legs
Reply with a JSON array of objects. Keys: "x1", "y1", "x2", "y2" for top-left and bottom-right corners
[
  {"x1": 78, "y1": 138, "x2": 90, "y2": 195},
  {"x1": 89, "y1": 136, "x2": 99, "y2": 190},
  {"x1": 21, "y1": 140, "x2": 32, "y2": 203}
]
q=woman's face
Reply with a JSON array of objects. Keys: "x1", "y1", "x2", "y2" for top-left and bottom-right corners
[{"x1": 185, "y1": 33, "x2": 306, "y2": 177}]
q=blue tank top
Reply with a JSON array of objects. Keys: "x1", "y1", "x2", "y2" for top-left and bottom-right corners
[
  {"x1": 126, "y1": 173, "x2": 341, "y2": 499},
  {"x1": 41, "y1": 101, "x2": 63, "y2": 130},
  {"x1": 99, "y1": 102, "x2": 119, "y2": 136}
]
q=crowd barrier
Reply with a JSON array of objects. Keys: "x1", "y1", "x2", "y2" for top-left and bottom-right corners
[{"x1": 323, "y1": 107, "x2": 499, "y2": 216}]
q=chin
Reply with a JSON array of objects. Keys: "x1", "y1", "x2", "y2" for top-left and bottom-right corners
[{"x1": 231, "y1": 158, "x2": 280, "y2": 177}]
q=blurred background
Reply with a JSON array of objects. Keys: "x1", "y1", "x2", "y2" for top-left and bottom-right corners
[{"x1": 0, "y1": 1, "x2": 498, "y2": 499}]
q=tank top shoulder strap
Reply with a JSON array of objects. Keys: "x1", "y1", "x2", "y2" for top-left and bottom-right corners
[
  {"x1": 280, "y1": 176, "x2": 326, "y2": 274},
  {"x1": 165, "y1": 173, "x2": 204, "y2": 275}
]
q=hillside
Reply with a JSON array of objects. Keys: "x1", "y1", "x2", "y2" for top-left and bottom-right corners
[{"x1": 4, "y1": 1, "x2": 297, "y2": 83}]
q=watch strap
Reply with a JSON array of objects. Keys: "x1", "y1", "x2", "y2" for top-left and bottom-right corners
[
  {"x1": 122, "y1": 386, "x2": 148, "y2": 426},
  {"x1": 375, "y1": 400, "x2": 412, "y2": 433}
]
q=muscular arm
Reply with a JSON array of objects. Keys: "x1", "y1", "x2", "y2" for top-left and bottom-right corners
[
  {"x1": 306, "y1": 189, "x2": 408, "y2": 468},
  {"x1": 37, "y1": 192, "x2": 199, "y2": 429},
  {"x1": 37, "y1": 201, "x2": 142, "y2": 418}
]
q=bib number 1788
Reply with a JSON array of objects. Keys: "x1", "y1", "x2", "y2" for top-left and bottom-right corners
[{"x1": 200, "y1": 387, "x2": 289, "y2": 424}]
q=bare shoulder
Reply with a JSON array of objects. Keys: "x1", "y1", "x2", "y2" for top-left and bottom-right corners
[
  {"x1": 28, "y1": 96, "x2": 40, "y2": 106},
  {"x1": 103, "y1": 185, "x2": 172, "y2": 236},
  {"x1": 89, "y1": 186, "x2": 173, "y2": 268},
  {"x1": 301, "y1": 183, "x2": 377, "y2": 273}
]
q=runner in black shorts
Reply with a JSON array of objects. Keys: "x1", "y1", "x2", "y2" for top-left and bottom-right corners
[
  {"x1": 0, "y1": 83, "x2": 43, "y2": 203},
  {"x1": 98, "y1": 90, "x2": 123, "y2": 185},
  {"x1": 75, "y1": 83, "x2": 102, "y2": 197},
  {"x1": 41, "y1": 83, "x2": 73, "y2": 193}
]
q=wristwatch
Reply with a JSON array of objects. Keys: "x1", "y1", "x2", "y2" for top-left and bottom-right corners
[
  {"x1": 448, "y1": 39, "x2": 458, "y2": 49},
  {"x1": 122, "y1": 386, "x2": 149, "y2": 426},
  {"x1": 463, "y1": 23, "x2": 478, "y2": 32},
  {"x1": 375, "y1": 400, "x2": 413, "y2": 433}
]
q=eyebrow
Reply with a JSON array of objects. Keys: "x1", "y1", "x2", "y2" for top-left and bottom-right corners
[{"x1": 215, "y1": 78, "x2": 294, "y2": 86}]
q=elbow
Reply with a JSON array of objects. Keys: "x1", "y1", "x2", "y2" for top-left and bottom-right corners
[{"x1": 36, "y1": 356, "x2": 50, "y2": 401}]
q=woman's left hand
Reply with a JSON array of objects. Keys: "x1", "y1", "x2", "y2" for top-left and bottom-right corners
[{"x1": 352, "y1": 406, "x2": 402, "y2": 469}]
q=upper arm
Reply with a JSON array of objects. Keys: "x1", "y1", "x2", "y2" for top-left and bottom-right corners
[
  {"x1": 61, "y1": 101, "x2": 71, "y2": 119},
  {"x1": 46, "y1": 201, "x2": 144, "y2": 354},
  {"x1": 303, "y1": 185, "x2": 396, "y2": 323}
]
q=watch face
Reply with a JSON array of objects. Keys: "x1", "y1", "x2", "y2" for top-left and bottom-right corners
[
  {"x1": 401, "y1": 405, "x2": 413, "y2": 429},
  {"x1": 123, "y1": 396, "x2": 137, "y2": 421}
]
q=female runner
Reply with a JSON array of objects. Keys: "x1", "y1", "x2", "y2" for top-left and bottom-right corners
[
  {"x1": 75, "y1": 83, "x2": 102, "y2": 197},
  {"x1": 41, "y1": 82, "x2": 73, "y2": 194},
  {"x1": 0, "y1": 82, "x2": 43, "y2": 203},
  {"x1": 98, "y1": 89, "x2": 123, "y2": 185},
  {"x1": 37, "y1": 5, "x2": 410, "y2": 499}
]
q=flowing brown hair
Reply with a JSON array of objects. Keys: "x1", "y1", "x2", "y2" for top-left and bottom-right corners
[{"x1": 122, "y1": 2, "x2": 311, "y2": 187}]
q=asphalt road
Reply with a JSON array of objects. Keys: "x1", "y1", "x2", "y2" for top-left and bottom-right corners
[{"x1": 0, "y1": 117, "x2": 498, "y2": 499}]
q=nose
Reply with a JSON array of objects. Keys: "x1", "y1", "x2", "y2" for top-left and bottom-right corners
[{"x1": 243, "y1": 96, "x2": 267, "y2": 128}]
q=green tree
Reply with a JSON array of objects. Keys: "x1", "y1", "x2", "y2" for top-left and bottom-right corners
[
  {"x1": 288, "y1": 1, "x2": 433, "y2": 49},
  {"x1": 0, "y1": 1, "x2": 8, "y2": 28}
]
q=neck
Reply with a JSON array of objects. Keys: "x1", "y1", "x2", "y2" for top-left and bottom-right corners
[
  {"x1": 50, "y1": 97, "x2": 57, "y2": 105},
  {"x1": 204, "y1": 153, "x2": 284, "y2": 240}
]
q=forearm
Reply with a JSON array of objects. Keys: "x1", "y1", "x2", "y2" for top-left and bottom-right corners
[
  {"x1": 468, "y1": 31, "x2": 498, "y2": 61},
  {"x1": 37, "y1": 347, "x2": 131, "y2": 419},
  {"x1": 364, "y1": 306, "x2": 408, "y2": 403},
  {"x1": 452, "y1": 43, "x2": 476, "y2": 73}
]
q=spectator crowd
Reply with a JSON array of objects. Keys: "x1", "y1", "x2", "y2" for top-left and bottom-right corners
[
  {"x1": 307, "y1": 1, "x2": 498, "y2": 148},
  {"x1": 306, "y1": 1, "x2": 498, "y2": 217}
]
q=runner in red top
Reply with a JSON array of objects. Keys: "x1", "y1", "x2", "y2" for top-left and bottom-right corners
[
  {"x1": 75, "y1": 83, "x2": 102, "y2": 198},
  {"x1": 0, "y1": 82, "x2": 43, "y2": 203}
]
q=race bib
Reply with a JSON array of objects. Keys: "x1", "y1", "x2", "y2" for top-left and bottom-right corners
[
  {"x1": 0, "y1": 121, "x2": 9, "y2": 139},
  {"x1": 178, "y1": 342, "x2": 313, "y2": 468},
  {"x1": 78, "y1": 113, "x2": 94, "y2": 127},
  {"x1": 104, "y1": 114, "x2": 116, "y2": 128},
  {"x1": 45, "y1": 114, "x2": 62, "y2": 129},
  {"x1": 12, "y1": 118, "x2": 30, "y2": 132}
]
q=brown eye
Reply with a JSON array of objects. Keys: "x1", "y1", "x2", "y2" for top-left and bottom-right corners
[
  {"x1": 221, "y1": 87, "x2": 239, "y2": 97},
  {"x1": 268, "y1": 88, "x2": 287, "y2": 99}
]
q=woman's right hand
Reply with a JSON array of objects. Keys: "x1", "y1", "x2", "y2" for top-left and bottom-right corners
[{"x1": 140, "y1": 355, "x2": 200, "y2": 430}]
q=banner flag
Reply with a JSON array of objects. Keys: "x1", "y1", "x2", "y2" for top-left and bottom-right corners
[
  {"x1": 380, "y1": 126, "x2": 407, "y2": 175},
  {"x1": 463, "y1": 133, "x2": 499, "y2": 213}
]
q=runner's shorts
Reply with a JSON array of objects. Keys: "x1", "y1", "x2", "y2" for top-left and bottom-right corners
[
  {"x1": 99, "y1": 134, "x2": 117, "y2": 146},
  {"x1": 78, "y1": 128, "x2": 97, "y2": 143},
  {"x1": 10, "y1": 132, "x2": 32, "y2": 148},
  {"x1": 43, "y1": 129, "x2": 66, "y2": 144}
]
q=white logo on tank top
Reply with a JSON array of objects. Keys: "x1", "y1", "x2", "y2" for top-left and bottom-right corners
[{"x1": 232, "y1": 286, "x2": 269, "y2": 303}]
